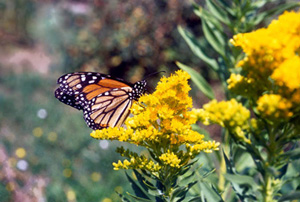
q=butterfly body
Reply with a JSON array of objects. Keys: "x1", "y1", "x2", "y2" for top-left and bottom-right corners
[{"x1": 55, "y1": 72, "x2": 146, "y2": 130}]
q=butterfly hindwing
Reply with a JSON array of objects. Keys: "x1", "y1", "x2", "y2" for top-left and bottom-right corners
[{"x1": 83, "y1": 87, "x2": 133, "y2": 130}]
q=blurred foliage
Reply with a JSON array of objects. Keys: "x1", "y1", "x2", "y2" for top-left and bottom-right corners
[
  {"x1": 0, "y1": 0, "x2": 208, "y2": 201},
  {"x1": 0, "y1": 72, "x2": 137, "y2": 201},
  {"x1": 26, "y1": 0, "x2": 204, "y2": 79}
]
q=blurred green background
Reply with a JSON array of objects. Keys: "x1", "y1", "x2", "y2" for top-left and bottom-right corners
[{"x1": 0, "y1": 1, "x2": 210, "y2": 201}]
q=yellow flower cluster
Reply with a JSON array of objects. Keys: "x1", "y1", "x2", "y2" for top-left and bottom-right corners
[
  {"x1": 91, "y1": 70, "x2": 219, "y2": 171},
  {"x1": 198, "y1": 99, "x2": 250, "y2": 129},
  {"x1": 112, "y1": 157, "x2": 161, "y2": 172},
  {"x1": 196, "y1": 99, "x2": 252, "y2": 144},
  {"x1": 272, "y1": 56, "x2": 300, "y2": 90},
  {"x1": 186, "y1": 140, "x2": 221, "y2": 154},
  {"x1": 257, "y1": 94, "x2": 293, "y2": 120},
  {"x1": 112, "y1": 147, "x2": 161, "y2": 172},
  {"x1": 229, "y1": 11, "x2": 300, "y2": 120},
  {"x1": 159, "y1": 151, "x2": 181, "y2": 168}
]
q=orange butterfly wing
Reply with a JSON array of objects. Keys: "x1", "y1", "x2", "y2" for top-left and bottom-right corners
[{"x1": 55, "y1": 72, "x2": 136, "y2": 130}]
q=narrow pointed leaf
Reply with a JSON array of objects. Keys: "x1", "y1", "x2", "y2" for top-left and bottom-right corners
[
  {"x1": 279, "y1": 191, "x2": 300, "y2": 202},
  {"x1": 172, "y1": 181, "x2": 198, "y2": 202},
  {"x1": 223, "y1": 173, "x2": 257, "y2": 191},
  {"x1": 176, "y1": 62, "x2": 215, "y2": 99},
  {"x1": 126, "y1": 192, "x2": 152, "y2": 202},
  {"x1": 281, "y1": 147, "x2": 300, "y2": 160},
  {"x1": 206, "y1": 0, "x2": 230, "y2": 25},
  {"x1": 148, "y1": 150, "x2": 160, "y2": 162},
  {"x1": 116, "y1": 192, "x2": 131, "y2": 202},
  {"x1": 222, "y1": 149, "x2": 235, "y2": 174},
  {"x1": 223, "y1": 167, "x2": 258, "y2": 200},
  {"x1": 171, "y1": 186, "x2": 187, "y2": 200},
  {"x1": 181, "y1": 170, "x2": 196, "y2": 183},
  {"x1": 125, "y1": 172, "x2": 151, "y2": 200},
  {"x1": 253, "y1": 2, "x2": 300, "y2": 25},
  {"x1": 212, "y1": 0, "x2": 234, "y2": 16},
  {"x1": 188, "y1": 196, "x2": 202, "y2": 202},
  {"x1": 193, "y1": 5, "x2": 223, "y2": 31},
  {"x1": 133, "y1": 170, "x2": 156, "y2": 192},
  {"x1": 202, "y1": 18, "x2": 226, "y2": 57},
  {"x1": 202, "y1": 168, "x2": 216, "y2": 179},
  {"x1": 140, "y1": 169, "x2": 152, "y2": 178},
  {"x1": 199, "y1": 182, "x2": 224, "y2": 202},
  {"x1": 177, "y1": 26, "x2": 219, "y2": 71}
]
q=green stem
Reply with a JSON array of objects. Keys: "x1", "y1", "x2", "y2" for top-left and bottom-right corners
[
  {"x1": 262, "y1": 125, "x2": 277, "y2": 202},
  {"x1": 263, "y1": 172, "x2": 273, "y2": 202}
]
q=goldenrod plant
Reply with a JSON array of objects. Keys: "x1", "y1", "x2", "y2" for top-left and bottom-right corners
[
  {"x1": 177, "y1": 0, "x2": 300, "y2": 201},
  {"x1": 91, "y1": 70, "x2": 220, "y2": 201}
]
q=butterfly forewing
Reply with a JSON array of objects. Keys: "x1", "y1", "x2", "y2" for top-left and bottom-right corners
[
  {"x1": 55, "y1": 88, "x2": 83, "y2": 110},
  {"x1": 55, "y1": 72, "x2": 146, "y2": 130}
]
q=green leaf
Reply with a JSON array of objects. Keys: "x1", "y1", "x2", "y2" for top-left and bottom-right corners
[
  {"x1": 278, "y1": 191, "x2": 300, "y2": 202},
  {"x1": 179, "y1": 160, "x2": 198, "y2": 176},
  {"x1": 222, "y1": 150, "x2": 235, "y2": 174},
  {"x1": 194, "y1": 5, "x2": 232, "y2": 65},
  {"x1": 125, "y1": 172, "x2": 151, "y2": 200},
  {"x1": 251, "y1": 0, "x2": 272, "y2": 8},
  {"x1": 202, "y1": 168, "x2": 216, "y2": 179},
  {"x1": 133, "y1": 170, "x2": 156, "y2": 192},
  {"x1": 206, "y1": 0, "x2": 230, "y2": 25},
  {"x1": 223, "y1": 173, "x2": 257, "y2": 191},
  {"x1": 126, "y1": 192, "x2": 152, "y2": 202},
  {"x1": 193, "y1": 4, "x2": 223, "y2": 31},
  {"x1": 199, "y1": 182, "x2": 224, "y2": 202},
  {"x1": 180, "y1": 170, "x2": 196, "y2": 183},
  {"x1": 223, "y1": 173, "x2": 257, "y2": 201},
  {"x1": 140, "y1": 169, "x2": 152, "y2": 178},
  {"x1": 176, "y1": 61, "x2": 215, "y2": 99},
  {"x1": 177, "y1": 26, "x2": 219, "y2": 71},
  {"x1": 148, "y1": 150, "x2": 160, "y2": 162},
  {"x1": 177, "y1": 166, "x2": 190, "y2": 177},
  {"x1": 208, "y1": 0, "x2": 234, "y2": 17},
  {"x1": 172, "y1": 181, "x2": 198, "y2": 202},
  {"x1": 201, "y1": 18, "x2": 226, "y2": 58},
  {"x1": 253, "y1": 2, "x2": 300, "y2": 26},
  {"x1": 188, "y1": 196, "x2": 202, "y2": 202},
  {"x1": 281, "y1": 147, "x2": 300, "y2": 161},
  {"x1": 171, "y1": 186, "x2": 187, "y2": 201},
  {"x1": 132, "y1": 171, "x2": 163, "y2": 197},
  {"x1": 116, "y1": 191, "x2": 131, "y2": 202}
]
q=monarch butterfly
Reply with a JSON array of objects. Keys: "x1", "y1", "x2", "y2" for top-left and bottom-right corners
[{"x1": 54, "y1": 72, "x2": 147, "y2": 130}]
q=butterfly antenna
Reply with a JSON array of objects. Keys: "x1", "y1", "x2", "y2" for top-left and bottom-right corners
[{"x1": 143, "y1": 70, "x2": 166, "y2": 80}]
